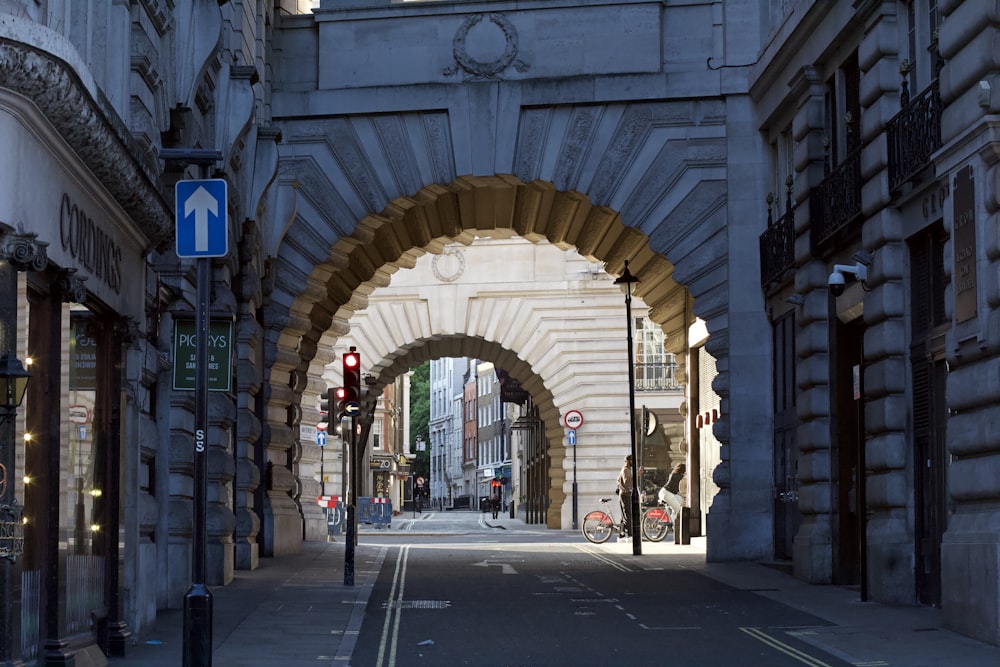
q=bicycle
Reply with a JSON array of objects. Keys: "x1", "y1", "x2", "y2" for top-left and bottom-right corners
[
  {"x1": 640, "y1": 502, "x2": 674, "y2": 542},
  {"x1": 581, "y1": 497, "x2": 659, "y2": 543}
]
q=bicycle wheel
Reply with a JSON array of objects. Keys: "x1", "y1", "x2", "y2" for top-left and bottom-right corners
[
  {"x1": 582, "y1": 511, "x2": 614, "y2": 544},
  {"x1": 641, "y1": 507, "x2": 671, "y2": 542}
]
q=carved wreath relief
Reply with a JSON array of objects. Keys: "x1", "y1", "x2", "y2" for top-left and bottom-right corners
[
  {"x1": 432, "y1": 247, "x2": 466, "y2": 283},
  {"x1": 444, "y1": 13, "x2": 529, "y2": 81}
]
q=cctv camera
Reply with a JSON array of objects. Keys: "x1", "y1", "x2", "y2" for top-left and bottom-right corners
[
  {"x1": 828, "y1": 270, "x2": 846, "y2": 296},
  {"x1": 828, "y1": 262, "x2": 869, "y2": 297}
]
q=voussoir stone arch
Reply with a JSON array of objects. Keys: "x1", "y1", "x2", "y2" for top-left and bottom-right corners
[{"x1": 261, "y1": 175, "x2": 730, "y2": 548}]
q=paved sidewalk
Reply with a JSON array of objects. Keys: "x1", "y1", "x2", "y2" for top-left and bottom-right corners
[{"x1": 109, "y1": 511, "x2": 1000, "y2": 666}]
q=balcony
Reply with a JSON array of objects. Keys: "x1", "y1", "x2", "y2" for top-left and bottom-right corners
[
  {"x1": 887, "y1": 78, "x2": 942, "y2": 192},
  {"x1": 635, "y1": 361, "x2": 682, "y2": 392},
  {"x1": 759, "y1": 181, "x2": 796, "y2": 289},
  {"x1": 810, "y1": 146, "x2": 862, "y2": 254}
]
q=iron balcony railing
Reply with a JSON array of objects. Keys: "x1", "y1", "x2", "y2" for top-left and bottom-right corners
[
  {"x1": 810, "y1": 146, "x2": 862, "y2": 254},
  {"x1": 759, "y1": 181, "x2": 796, "y2": 289},
  {"x1": 635, "y1": 363, "x2": 682, "y2": 391},
  {"x1": 887, "y1": 79, "x2": 942, "y2": 192}
]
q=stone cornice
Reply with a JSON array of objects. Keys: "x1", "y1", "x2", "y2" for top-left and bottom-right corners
[{"x1": 0, "y1": 36, "x2": 172, "y2": 248}]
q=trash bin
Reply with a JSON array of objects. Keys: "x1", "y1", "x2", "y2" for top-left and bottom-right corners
[{"x1": 479, "y1": 496, "x2": 490, "y2": 512}]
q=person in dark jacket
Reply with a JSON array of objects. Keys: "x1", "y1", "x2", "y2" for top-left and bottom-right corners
[{"x1": 616, "y1": 455, "x2": 644, "y2": 540}]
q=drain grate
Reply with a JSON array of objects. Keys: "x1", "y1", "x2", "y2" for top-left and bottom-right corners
[{"x1": 382, "y1": 599, "x2": 451, "y2": 609}]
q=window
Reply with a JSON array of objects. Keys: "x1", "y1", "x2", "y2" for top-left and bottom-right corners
[
  {"x1": 770, "y1": 127, "x2": 794, "y2": 210},
  {"x1": 635, "y1": 317, "x2": 667, "y2": 365},
  {"x1": 634, "y1": 317, "x2": 676, "y2": 390},
  {"x1": 905, "y1": 0, "x2": 940, "y2": 92},
  {"x1": 825, "y1": 51, "x2": 861, "y2": 166}
]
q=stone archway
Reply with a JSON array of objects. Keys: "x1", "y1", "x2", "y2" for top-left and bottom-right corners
[
  {"x1": 300, "y1": 237, "x2": 669, "y2": 532},
  {"x1": 260, "y1": 175, "x2": 730, "y2": 554}
]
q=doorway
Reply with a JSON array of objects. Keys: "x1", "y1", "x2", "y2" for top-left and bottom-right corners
[
  {"x1": 772, "y1": 311, "x2": 800, "y2": 560},
  {"x1": 909, "y1": 223, "x2": 948, "y2": 606},
  {"x1": 833, "y1": 315, "x2": 864, "y2": 587}
]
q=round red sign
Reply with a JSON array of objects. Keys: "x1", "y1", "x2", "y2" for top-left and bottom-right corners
[{"x1": 562, "y1": 410, "x2": 584, "y2": 430}]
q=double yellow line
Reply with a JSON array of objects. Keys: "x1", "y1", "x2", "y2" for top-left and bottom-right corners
[
  {"x1": 375, "y1": 545, "x2": 411, "y2": 667},
  {"x1": 739, "y1": 627, "x2": 835, "y2": 667},
  {"x1": 575, "y1": 543, "x2": 635, "y2": 572}
]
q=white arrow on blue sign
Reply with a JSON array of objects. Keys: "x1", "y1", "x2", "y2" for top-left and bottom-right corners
[
  {"x1": 317, "y1": 431, "x2": 327, "y2": 447},
  {"x1": 176, "y1": 179, "x2": 228, "y2": 258},
  {"x1": 568, "y1": 429, "x2": 576, "y2": 445}
]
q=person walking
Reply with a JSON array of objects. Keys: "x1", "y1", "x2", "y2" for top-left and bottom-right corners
[
  {"x1": 490, "y1": 493, "x2": 500, "y2": 519},
  {"x1": 616, "y1": 455, "x2": 643, "y2": 540},
  {"x1": 658, "y1": 462, "x2": 686, "y2": 523}
]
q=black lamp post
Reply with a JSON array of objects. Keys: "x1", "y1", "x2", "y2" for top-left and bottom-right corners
[
  {"x1": 614, "y1": 260, "x2": 642, "y2": 556},
  {"x1": 0, "y1": 353, "x2": 29, "y2": 665},
  {"x1": 1, "y1": 228, "x2": 45, "y2": 664}
]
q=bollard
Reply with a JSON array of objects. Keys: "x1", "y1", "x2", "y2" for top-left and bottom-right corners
[{"x1": 673, "y1": 507, "x2": 691, "y2": 545}]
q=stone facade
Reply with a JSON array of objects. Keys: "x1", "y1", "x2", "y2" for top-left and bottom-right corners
[{"x1": 2, "y1": 1, "x2": 1000, "y2": 663}]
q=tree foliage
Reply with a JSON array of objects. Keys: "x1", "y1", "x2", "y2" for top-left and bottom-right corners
[{"x1": 409, "y1": 360, "x2": 431, "y2": 476}]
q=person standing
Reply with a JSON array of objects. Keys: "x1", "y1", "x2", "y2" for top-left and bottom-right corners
[
  {"x1": 658, "y1": 462, "x2": 686, "y2": 523},
  {"x1": 616, "y1": 455, "x2": 643, "y2": 539},
  {"x1": 490, "y1": 493, "x2": 500, "y2": 519}
]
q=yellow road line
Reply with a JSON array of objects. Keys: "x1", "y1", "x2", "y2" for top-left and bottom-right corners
[
  {"x1": 376, "y1": 544, "x2": 410, "y2": 667},
  {"x1": 740, "y1": 626, "x2": 835, "y2": 667},
  {"x1": 575, "y1": 543, "x2": 634, "y2": 572}
]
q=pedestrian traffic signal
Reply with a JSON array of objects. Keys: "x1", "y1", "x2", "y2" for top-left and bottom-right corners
[
  {"x1": 342, "y1": 348, "x2": 361, "y2": 408},
  {"x1": 319, "y1": 388, "x2": 332, "y2": 415}
]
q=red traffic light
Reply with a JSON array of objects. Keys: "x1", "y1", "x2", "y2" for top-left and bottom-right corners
[
  {"x1": 342, "y1": 349, "x2": 362, "y2": 413},
  {"x1": 334, "y1": 387, "x2": 347, "y2": 401}
]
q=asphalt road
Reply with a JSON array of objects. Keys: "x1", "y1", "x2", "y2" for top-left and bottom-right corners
[{"x1": 351, "y1": 534, "x2": 855, "y2": 667}]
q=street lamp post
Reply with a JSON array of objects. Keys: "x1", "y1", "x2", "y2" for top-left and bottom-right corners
[
  {"x1": 0, "y1": 228, "x2": 45, "y2": 664},
  {"x1": 614, "y1": 260, "x2": 642, "y2": 556}
]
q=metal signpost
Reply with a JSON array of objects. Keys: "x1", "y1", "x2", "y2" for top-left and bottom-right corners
[
  {"x1": 318, "y1": 430, "x2": 327, "y2": 495},
  {"x1": 563, "y1": 410, "x2": 583, "y2": 530},
  {"x1": 569, "y1": 429, "x2": 577, "y2": 529},
  {"x1": 163, "y1": 148, "x2": 225, "y2": 667}
]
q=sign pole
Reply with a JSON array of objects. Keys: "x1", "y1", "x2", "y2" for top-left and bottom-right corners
[
  {"x1": 344, "y1": 416, "x2": 357, "y2": 585},
  {"x1": 161, "y1": 148, "x2": 224, "y2": 667},
  {"x1": 320, "y1": 438, "x2": 325, "y2": 497},
  {"x1": 562, "y1": 412, "x2": 583, "y2": 530},
  {"x1": 571, "y1": 430, "x2": 578, "y2": 530},
  {"x1": 184, "y1": 253, "x2": 212, "y2": 665}
]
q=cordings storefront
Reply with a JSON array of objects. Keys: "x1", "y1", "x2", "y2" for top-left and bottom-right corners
[{"x1": 0, "y1": 50, "x2": 165, "y2": 663}]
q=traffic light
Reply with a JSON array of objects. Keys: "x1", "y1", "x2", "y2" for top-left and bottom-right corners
[
  {"x1": 319, "y1": 388, "x2": 332, "y2": 416},
  {"x1": 333, "y1": 386, "x2": 347, "y2": 418},
  {"x1": 342, "y1": 348, "x2": 361, "y2": 416}
]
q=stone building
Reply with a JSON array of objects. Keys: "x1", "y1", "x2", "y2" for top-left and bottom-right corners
[
  {"x1": 1, "y1": 1, "x2": 999, "y2": 663},
  {"x1": 753, "y1": 0, "x2": 1000, "y2": 645}
]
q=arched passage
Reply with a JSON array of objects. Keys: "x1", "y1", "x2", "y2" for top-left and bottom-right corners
[
  {"x1": 260, "y1": 176, "x2": 731, "y2": 554},
  {"x1": 303, "y1": 236, "x2": 667, "y2": 531}
]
